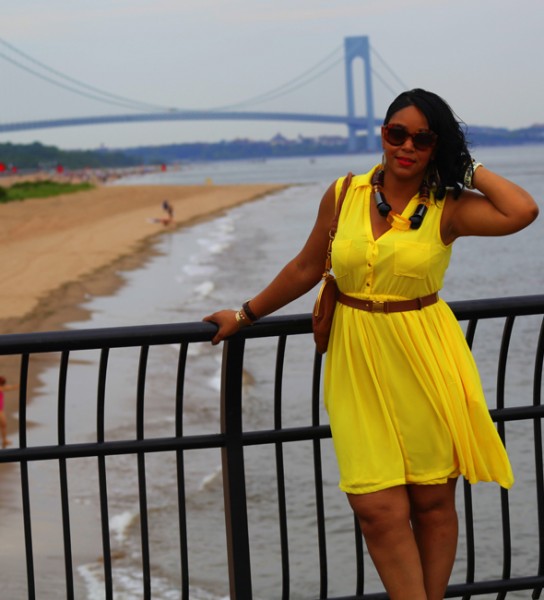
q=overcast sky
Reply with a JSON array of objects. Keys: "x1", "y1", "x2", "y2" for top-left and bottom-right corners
[{"x1": 1, "y1": 0, "x2": 542, "y2": 150}]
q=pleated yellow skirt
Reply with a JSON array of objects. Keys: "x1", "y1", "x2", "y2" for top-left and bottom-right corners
[{"x1": 324, "y1": 299, "x2": 514, "y2": 495}]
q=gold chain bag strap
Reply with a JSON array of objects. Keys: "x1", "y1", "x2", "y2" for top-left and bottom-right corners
[{"x1": 312, "y1": 172, "x2": 353, "y2": 354}]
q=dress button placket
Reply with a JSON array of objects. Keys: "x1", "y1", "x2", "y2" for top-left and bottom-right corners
[{"x1": 365, "y1": 242, "x2": 378, "y2": 291}]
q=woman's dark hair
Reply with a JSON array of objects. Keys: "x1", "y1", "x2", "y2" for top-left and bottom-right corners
[{"x1": 384, "y1": 88, "x2": 472, "y2": 198}]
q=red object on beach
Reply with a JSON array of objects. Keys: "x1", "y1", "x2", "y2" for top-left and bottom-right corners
[
  {"x1": 161, "y1": 164, "x2": 167, "y2": 172},
  {"x1": 0, "y1": 163, "x2": 6, "y2": 172},
  {"x1": 11, "y1": 165, "x2": 18, "y2": 173},
  {"x1": 56, "y1": 164, "x2": 64, "y2": 173}
]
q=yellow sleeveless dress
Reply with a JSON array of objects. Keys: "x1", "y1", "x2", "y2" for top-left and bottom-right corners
[{"x1": 324, "y1": 167, "x2": 514, "y2": 495}]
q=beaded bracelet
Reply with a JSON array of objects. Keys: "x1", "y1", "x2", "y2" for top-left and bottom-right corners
[{"x1": 464, "y1": 160, "x2": 483, "y2": 190}]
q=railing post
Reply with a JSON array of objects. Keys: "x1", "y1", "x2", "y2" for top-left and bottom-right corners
[{"x1": 220, "y1": 336, "x2": 253, "y2": 599}]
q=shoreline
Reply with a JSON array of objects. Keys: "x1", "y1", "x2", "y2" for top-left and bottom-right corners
[{"x1": 0, "y1": 181, "x2": 287, "y2": 333}]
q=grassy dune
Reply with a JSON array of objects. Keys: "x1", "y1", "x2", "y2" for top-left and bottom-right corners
[{"x1": 0, "y1": 180, "x2": 94, "y2": 203}]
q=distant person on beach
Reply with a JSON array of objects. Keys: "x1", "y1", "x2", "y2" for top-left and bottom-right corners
[
  {"x1": 204, "y1": 89, "x2": 539, "y2": 599},
  {"x1": 148, "y1": 200, "x2": 174, "y2": 226},
  {"x1": 162, "y1": 200, "x2": 174, "y2": 223},
  {"x1": 0, "y1": 375, "x2": 18, "y2": 448}
]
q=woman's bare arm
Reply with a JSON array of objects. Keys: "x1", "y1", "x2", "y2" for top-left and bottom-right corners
[
  {"x1": 203, "y1": 181, "x2": 337, "y2": 345},
  {"x1": 442, "y1": 166, "x2": 539, "y2": 244}
]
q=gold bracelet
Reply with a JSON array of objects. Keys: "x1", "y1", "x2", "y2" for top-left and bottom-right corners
[{"x1": 235, "y1": 310, "x2": 251, "y2": 327}]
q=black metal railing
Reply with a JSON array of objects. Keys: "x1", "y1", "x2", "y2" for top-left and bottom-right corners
[{"x1": 0, "y1": 294, "x2": 543, "y2": 599}]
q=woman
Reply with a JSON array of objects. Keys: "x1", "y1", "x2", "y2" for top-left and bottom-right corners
[{"x1": 204, "y1": 89, "x2": 539, "y2": 600}]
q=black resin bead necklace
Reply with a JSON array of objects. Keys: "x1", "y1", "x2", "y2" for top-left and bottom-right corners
[{"x1": 371, "y1": 168, "x2": 430, "y2": 230}]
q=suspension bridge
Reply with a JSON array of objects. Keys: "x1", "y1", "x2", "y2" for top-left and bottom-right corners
[{"x1": 0, "y1": 36, "x2": 405, "y2": 153}]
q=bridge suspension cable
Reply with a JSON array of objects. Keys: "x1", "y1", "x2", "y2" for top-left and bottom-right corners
[
  {"x1": 370, "y1": 44, "x2": 408, "y2": 96},
  {"x1": 0, "y1": 36, "x2": 172, "y2": 113},
  {"x1": 208, "y1": 45, "x2": 344, "y2": 111},
  {"x1": 0, "y1": 36, "x2": 345, "y2": 115}
]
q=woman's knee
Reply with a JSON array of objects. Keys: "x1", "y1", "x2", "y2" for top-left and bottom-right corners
[
  {"x1": 348, "y1": 486, "x2": 411, "y2": 536},
  {"x1": 408, "y1": 480, "x2": 458, "y2": 526}
]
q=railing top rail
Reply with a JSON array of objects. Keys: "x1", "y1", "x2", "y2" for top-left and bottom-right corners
[
  {"x1": 0, "y1": 294, "x2": 543, "y2": 355},
  {"x1": 0, "y1": 313, "x2": 311, "y2": 354},
  {"x1": 448, "y1": 293, "x2": 544, "y2": 320}
]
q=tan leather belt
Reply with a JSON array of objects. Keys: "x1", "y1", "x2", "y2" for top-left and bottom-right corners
[{"x1": 337, "y1": 292, "x2": 439, "y2": 314}]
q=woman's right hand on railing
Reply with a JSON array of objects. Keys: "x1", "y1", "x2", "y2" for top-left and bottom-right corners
[{"x1": 203, "y1": 310, "x2": 245, "y2": 346}]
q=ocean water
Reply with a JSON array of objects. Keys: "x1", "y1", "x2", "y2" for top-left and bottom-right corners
[{"x1": 3, "y1": 146, "x2": 544, "y2": 599}]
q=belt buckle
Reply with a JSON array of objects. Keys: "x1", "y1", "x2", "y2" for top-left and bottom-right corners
[{"x1": 371, "y1": 300, "x2": 385, "y2": 313}]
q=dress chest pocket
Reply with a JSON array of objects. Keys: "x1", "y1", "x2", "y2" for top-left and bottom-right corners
[
  {"x1": 331, "y1": 238, "x2": 352, "y2": 277},
  {"x1": 393, "y1": 241, "x2": 431, "y2": 279}
]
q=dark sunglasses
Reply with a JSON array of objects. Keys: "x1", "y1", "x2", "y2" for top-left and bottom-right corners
[{"x1": 382, "y1": 124, "x2": 437, "y2": 151}]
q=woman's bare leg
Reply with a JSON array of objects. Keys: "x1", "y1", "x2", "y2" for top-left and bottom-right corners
[
  {"x1": 408, "y1": 478, "x2": 458, "y2": 600},
  {"x1": 348, "y1": 486, "x2": 427, "y2": 600}
]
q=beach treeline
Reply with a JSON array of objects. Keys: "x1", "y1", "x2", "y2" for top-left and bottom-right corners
[{"x1": 0, "y1": 141, "x2": 139, "y2": 171}]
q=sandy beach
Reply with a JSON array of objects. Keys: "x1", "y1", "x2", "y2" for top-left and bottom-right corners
[{"x1": 0, "y1": 180, "x2": 286, "y2": 334}]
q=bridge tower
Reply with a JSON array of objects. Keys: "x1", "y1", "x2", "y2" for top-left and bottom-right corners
[{"x1": 344, "y1": 36, "x2": 377, "y2": 153}]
